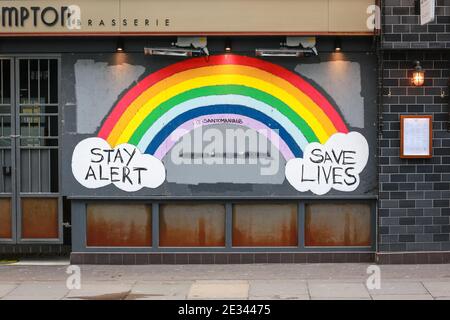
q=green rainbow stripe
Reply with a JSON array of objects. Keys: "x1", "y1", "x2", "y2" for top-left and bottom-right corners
[{"x1": 129, "y1": 85, "x2": 319, "y2": 146}]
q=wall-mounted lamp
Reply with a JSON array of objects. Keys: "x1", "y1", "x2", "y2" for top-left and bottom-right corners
[
  {"x1": 116, "y1": 38, "x2": 124, "y2": 52},
  {"x1": 144, "y1": 47, "x2": 207, "y2": 57},
  {"x1": 412, "y1": 61, "x2": 425, "y2": 86},
  {"x1": 255, "y1": 36, "x2": 318, "y2": 57},
  {"x1": 224, "y1": 38, "x2": 232, "y2": 53},
  {"x1": 334, "y1": 38, "x2": 342, "y2": 52},
  {"x1": 144, "y1": 36, "x2": 209, "y2": 57}
]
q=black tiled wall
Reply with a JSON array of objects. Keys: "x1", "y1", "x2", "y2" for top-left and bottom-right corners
[
  {"x1": 379, "y1": 50, "x2": 450, "y2": 252},
  {"x1": 383, "y1": 0, "x2": 450, "y2": 49}
]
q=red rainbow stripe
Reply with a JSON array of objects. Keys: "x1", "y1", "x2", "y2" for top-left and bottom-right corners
[{"x1": 98, "y1": 55, "x2": 348, "y2": 140}]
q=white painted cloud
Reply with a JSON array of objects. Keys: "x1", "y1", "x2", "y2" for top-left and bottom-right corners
[
  {"x1": 285, "y1": 132, "x2": 369, "y2": 195},
  {"x1": 72, "y1": 137, "x2": 165, "y2": 192}
]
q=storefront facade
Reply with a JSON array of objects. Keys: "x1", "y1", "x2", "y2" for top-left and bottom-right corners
[{"x1": 0, "y1": 0, "x2": 448, "y2": 264}]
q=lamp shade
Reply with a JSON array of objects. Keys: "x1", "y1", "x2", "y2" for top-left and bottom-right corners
[{"x1": 412, "y1": 61, "x2": 425, "y2": 86}]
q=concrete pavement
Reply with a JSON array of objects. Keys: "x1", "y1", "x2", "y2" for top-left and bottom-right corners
[{"x1": 1, "y1": 260, "x2": 450, "y2": 300}]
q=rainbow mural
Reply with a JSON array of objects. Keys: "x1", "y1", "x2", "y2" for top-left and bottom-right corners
[{"x1": 98, "y1": 55, "x2": 348, "y2": 161}]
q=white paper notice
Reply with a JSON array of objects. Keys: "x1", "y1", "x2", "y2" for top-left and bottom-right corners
[
  {"x1": 403, "y1": 118, "x2": 430, "y2": 156},
  {"x1": 420, "y1": 0, "x2": 436, "y2": 25}
]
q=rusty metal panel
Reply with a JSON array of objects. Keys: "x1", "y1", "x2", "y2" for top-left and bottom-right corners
[
  {"x1": 305, "y1": 203, "x2": 371, "y2": 247},
  {"x1": 0, "y1": 198, "x2": 12, "y2": 238},
  {"x1": 21, "y1": 198, "x2": 58, "y2": 239},
  {"x1": 87, "y1": 203, "x2": 151, "y2": 247},
  {"x1": 232, "y1": 203, "x2": 298, "y2": 247},
  {"x1": 159, "y1": 203, "x2": 225, "y2": 247}
]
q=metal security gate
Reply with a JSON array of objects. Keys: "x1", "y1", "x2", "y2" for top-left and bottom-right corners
[
  {"x1": 0, "y1": 57, "x2": 62, "y2": 244},
  {"x1": 0, "y1": 58, "x2": 14, "y2": 243}
]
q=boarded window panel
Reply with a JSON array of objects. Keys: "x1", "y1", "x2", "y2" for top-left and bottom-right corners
[
  {"x1": 159, "y1": 203, "x2": 225, "y2": 247},
  {"x1": 87, "y1": 203, "x2": 151, "y2": 247},
  {"x1": 21, "y1": 198, "x2": 58, "y2": 239},
  {"x1": 0, "y1": 198, "x2": 12, "y2": 238},
  {"x1": 232, "y1": 203, "x2": 298, "y2": 247},
  {"x1": 305, "y1": 203, "x2": 371, "y2": 247}
]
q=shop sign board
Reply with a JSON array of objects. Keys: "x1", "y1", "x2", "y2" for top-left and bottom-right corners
[{"x1": 0, "y1": 0, "x2": 375, "y2": 36}]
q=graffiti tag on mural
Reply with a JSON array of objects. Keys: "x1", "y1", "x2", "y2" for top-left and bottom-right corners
[
  {"x1": 285, "y1": 132, "x2": 369, "y2": 195},
  {"x1": 71, "y1": 137, "x2": 165, "y2": 191}
]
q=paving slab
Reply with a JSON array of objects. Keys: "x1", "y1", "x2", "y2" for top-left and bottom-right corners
[
  {"x1": 368, "y1": 281, "x2": 428, "y2": 296},
  {"x1": 0, "y1": 283, "x2": 19, "y2": 298},
  {"x1": 188, "y1": 280, "x2": 249, "y2": 299},
  {"x1": 371, "y1": 294, "x2": 433, "y2": 300},
  {"x1": 11, "y1": 259, "x2": 70, "y2": 266},
  {"x1": 248, "y1": 295, "x2": 310, "y2": 300},
  {"x1": 308, "y1": 282, "x2": 371, "y2": 299},
  {"x1": 3, "y1": 264, "x2": 450, "y2": 282},
  {"x1": 422, "y1": 281, "x2": 450, "y2": 298},
  {"x1": 65, "y1": 282, "x2": 135, "y2": 300},
  {"x1": 126, "y1": 281, "x2": 193, "y2": 300},
  {"x1": 311, "y1": 297, "x2": 372, "y2": 300},
  {"x1": 1, "y1": 263, "x2": 450, "y2": 300},
  {"x1": 2, "y1": 281, "x2": 68, "y2": 300},
  {"x1": 249, "y1": 280, "x2": 308, "y2": 300}
]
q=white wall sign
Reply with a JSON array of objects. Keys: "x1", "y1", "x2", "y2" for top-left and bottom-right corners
[
  {"x1": 420, "y1": 0, "x2": 436, "y2": 25},
  {"x1": 400, "y1": 116, "x2": 432, "y2": 158},
  {"x1": 403, "y1": 118, "x2": 429, "y2": 156},
  {"x1": 71, "y1": 137, "x2": 166, "y2": 192},
  {"x1": 285, "y1": 132, "x2": 369, "y2": 195}
]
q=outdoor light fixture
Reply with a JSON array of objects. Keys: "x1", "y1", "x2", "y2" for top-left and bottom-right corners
[
  {"x1": 144, "y1": 36, "x2": 209, "y2": 57},
  {"x1": 144, "y1": 47, "x2": 206, "y2": 57},
  {"x1": 255, "y1": 36, "x2": 318, "y2": 57},
  {"x1": 334, "y1": 38, "x2": 342, "y2": 52},
  {"x1": 224, "y1": 38, "x2": 232, "y2": 52},
  {"x1": 412, "y1": 61, "x2": 425, "y2": 86},
  {"x1": 116, "y1": 38, "x2": 124, "y2": 52},
  {"x1": 255, "y1": 48, "x2": 317, "y2": 57}
]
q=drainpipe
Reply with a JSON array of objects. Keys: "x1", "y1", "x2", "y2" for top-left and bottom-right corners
[{"x1": 375, "y1": 0, "x2": 384, "y2": 259}]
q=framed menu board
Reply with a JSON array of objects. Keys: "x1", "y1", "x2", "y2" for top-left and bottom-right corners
[{"x1": 400, "y1": 115, "x2": 433, "y2": 158}]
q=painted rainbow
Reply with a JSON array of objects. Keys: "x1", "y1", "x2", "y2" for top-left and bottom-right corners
[{"x1": 98, "y1": 54, "x2": 348, "y2": 160}]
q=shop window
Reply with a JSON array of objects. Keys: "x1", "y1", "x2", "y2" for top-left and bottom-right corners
[
  {"x1": 19, "y1": 59, "x2": 58, "y2": 105},
  {"x1": 0, "y1": 198, "x2": 12, "y2": 238},
  {"x1": 21, "y1": 198, "x2": 58, "y2": 239},
  {"x1": 159, "y1": 203, "x2": 225, "y2": 247},
  {"x1": 305, "y1": 203, "x2": 371, "y2": 247},
  {"x1": 87, "y1": 203, "x2": 151, "y2": 247},
  {"x1": 232, "y1": 203, "x2": 298, "y2": 247},
  {"x1": 18, "y1": 58, "x2": 59, "y2": 193},
  {"x1": 0, "y1": 59, "x2": 11, "y2": 105}
]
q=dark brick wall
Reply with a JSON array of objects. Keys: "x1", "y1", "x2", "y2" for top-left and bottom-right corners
[
  {"x1": 379, "y1": 50, "x2": 450, "y2": 252},
  {"x1": 383, "y1": 0, "x2": 450, "y2": 49}
]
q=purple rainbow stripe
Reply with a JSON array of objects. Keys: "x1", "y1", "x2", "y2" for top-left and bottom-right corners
[{"x1": 154, "y1": 114, "x2": 295, "y2": 161}]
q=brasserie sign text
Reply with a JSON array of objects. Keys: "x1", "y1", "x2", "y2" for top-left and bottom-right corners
[{"x1": 0, "y1": 4, "x2": 170, "y2": 30}]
